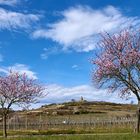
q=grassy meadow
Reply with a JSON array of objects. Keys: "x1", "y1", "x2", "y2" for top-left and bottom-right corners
[{"x1": 1, "y1": 134, "x2": 140, "y2": 140}]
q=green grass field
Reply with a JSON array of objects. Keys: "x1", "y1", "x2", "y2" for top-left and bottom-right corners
[{"x1": 1, "y1": 134, "x2": 140, "y2": 140}]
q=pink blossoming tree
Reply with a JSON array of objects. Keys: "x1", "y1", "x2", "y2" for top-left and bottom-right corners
[
  {"x1": 0, "y1": 71, "x2": 44, "y2": 138},
  {"x1": 92, "y1": 29, "x2": 140, "y2": 133}
]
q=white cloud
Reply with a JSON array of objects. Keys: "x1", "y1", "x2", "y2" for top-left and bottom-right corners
[
  {"x1": 32, "y1": 5, "x2": 140, "y2": 52},
  {"x1": 39, "y1": 84, "x2": 137, "y2": 105},
  {"x1": 0, "y1": 8, "x2": 40, "y2": 31},
  {"x1": 41, "y1": 47, "x2": 59, "y2": 60},
  {"x1": 0, "y1": 0, "x2": 19, "y2": 6},
  {"x1": 72, "y1": 64, "x2": 80, "y2": 70},
  {"x1": 0, "y1": 63, "x2": 38, "y2": 79},
  {"x1": 41, "y1": 48, "x2": 48, "y2": 60}
]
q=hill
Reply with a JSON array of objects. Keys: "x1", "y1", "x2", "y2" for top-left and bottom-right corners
[
  {"x1": 0, "y1": 101, "x2": 137, "y2": 132},
  {"x1": 25, "y1": 101, "x2": 137, "y2": 118}
]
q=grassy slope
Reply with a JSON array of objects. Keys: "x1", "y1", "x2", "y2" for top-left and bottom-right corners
[
  {"x1": 20, "y1": 101, "x2": 137, "y2": 121},
  {"x1": 1, "y1": 134, "x2": 140, "y2": 140}
]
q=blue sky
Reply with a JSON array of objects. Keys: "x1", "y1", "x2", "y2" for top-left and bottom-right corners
[{"x1": 0, "y1": 0, "x2": 139, "y2": 108}]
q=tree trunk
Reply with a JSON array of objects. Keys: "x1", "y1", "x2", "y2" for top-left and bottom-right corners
[
  {"x1": 136, "y1": 101, "x2": 140, "y2": 133},
  {"x1": 3, "y1": 114, "x2": 7, "y2": 138}
]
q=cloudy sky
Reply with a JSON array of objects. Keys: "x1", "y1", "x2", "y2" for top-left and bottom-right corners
[{"x1": 0, "y1": 0, "x2": 139, "y2": 108}]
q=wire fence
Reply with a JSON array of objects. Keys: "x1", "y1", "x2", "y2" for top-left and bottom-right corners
[{"x1": 0, "y1": 114, "x2": 137, "y2": 131}]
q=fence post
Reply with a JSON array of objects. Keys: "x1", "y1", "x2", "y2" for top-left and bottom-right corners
[
  {"x1": 25, "y1": 114, "x2": 28, "y2": 130},
  {"x1": 39, "y1": 113, "x2": 42, "y2": 131}
]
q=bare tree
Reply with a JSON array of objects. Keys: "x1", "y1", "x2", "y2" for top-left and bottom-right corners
[
  {"x1": 0, "y1": 71, "x2": 44, "y2": 137},
  {"x1": 92, "y1": 29, "x2": 140, "y2": 133}
]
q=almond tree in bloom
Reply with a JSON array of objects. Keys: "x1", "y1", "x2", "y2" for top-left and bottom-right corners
[
  {"x1": 92, "y1": 29, "x2": 140, "y2": 133},
  {"x1": 0, "y1": 71, "x2": 44, "y2": 138}
]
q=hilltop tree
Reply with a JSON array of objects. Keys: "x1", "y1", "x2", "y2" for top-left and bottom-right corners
[
  {"x1": 0, "y1": 71, "x2": 44, "y2": 138},
  {"x1": 91, "y1": 29, "x2": 140, "y2": 133}
]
